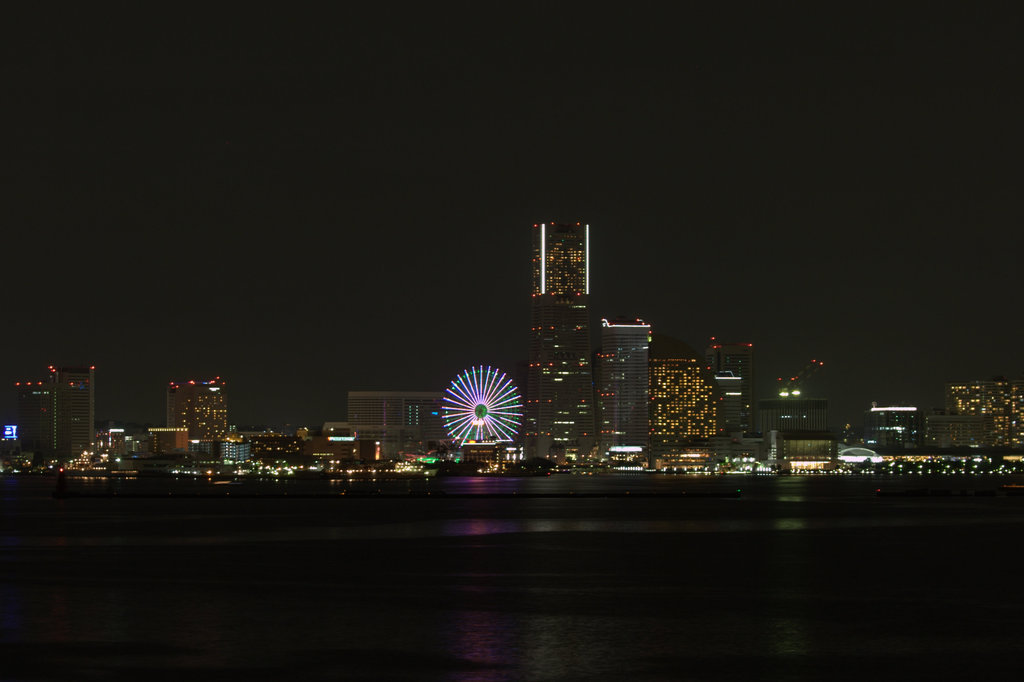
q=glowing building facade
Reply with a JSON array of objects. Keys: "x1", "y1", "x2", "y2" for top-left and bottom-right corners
[
  {"x1": 649, "y1": 334, "x2": 717, "y2": 463},
  {"x1": 167, "y1": 378, "x2": 228, "y2": 440},
  {"x1": 945, "y1": 378, "x2": 1024, "y2": 448},
  {"x1": 596, "y1": 318, "x2": 650, "y2": 459},
  {"x1": 526, "y1": 221, "x2": 595, "y2": 460}
]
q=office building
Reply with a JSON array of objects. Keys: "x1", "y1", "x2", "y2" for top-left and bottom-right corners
[
  {"x1": 14, "y1": 365, "x2": 95, "y2": 462},
  {"x1": 148, "y1": 427, "x2": 189, "y2": 454},
  {"x1": 52, "y1": 366, "x2": 95, "y2": 460},
  {"x1": 596, "y1": 318, "x2": 650, "y2": 459},
  {"x1": 759, "y1": 393, "x2": 835, "y2": 469},
  {"x1": 15, "y1": 380, "x2": 57, "y2": 458},
  {"x1": 710, "y1": 372, "x2": 743, "y2": 435},
  {"x1": 189, "y1": 439, "x2": 252, "y2": 464},
  {"x1": 705, "y1": 341, "x2": 755, "y2": 433},
  {"x1": 526, "y1": 221, "x2": 596, "y2": 460},
  {"x1": 347, "y1": 391, "x2": 445, "y2": 460},
  {"x1": 649, "y1": 334, "x2": 718, "y2": 464},
  {"x1": 96, "y1": 428, "x2": 127, "y2": 456},
  {"x1": 250, "y1": 433, "x2": 305, "y2": 464},
  {"x1": 863, "y1": 404, "x2": 923, "y2": 448},
  {"x1": 167, "y1": 378, "x2": 228, "y2": 440},
  {"x1": 759, "y1": 398, "x2": 829, "y2": 433},
  {"x1": 925, "y1": 410, "x2": 987, "y2": 448},
  {"x1": 770, "y1": 431, "x2": 838, "y2": 471}
]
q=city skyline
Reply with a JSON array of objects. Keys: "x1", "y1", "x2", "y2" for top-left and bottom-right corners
[
  {"x1": 4, "y1": 6, "x2": 1022, "y2": 429},
  {"x1": 4, "y1": 213, "x2": 1020, "y2": 433}
]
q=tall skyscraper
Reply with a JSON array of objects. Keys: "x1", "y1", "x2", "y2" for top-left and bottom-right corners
[
  {"x1": 53, "y1": 366, "x2": 95, "y2": 459},
  {"x1": 945, "y1": 378, "x2": 1024, "y2": 447},
  {"x1": 15, "y1": 380, "x2": 57, "y2": 459},
  {"x1": 596, "y1": 318, "x2": 650, "y2": 459},
  {"x1": 649, "y1": 334, "x2": 717, "y2": 462},
  {"x1": 705, "y1": 341, "x2": 755, "y2": 433},
  {"x1": 526, "y1": 221, "x2": 595, "y2": 460},
  {"x1": 14, "y1": 365, "x2": 95, "y2": 461},
  {"x1": 167, "y1": 378, "x2": 228, "y2": 440}
]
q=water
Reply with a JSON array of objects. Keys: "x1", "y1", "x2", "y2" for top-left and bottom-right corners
[{"x1": 3, "y1": 473, "x2": 1024, "y2": 680}]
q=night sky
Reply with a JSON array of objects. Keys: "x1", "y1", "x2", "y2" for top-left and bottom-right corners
[{"x1": 4, "y1": 5, "x2": 1022, "y2": 429}]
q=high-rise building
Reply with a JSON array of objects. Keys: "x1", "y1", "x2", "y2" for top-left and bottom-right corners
[
  {"x1": 863, "y1": 404, "x2": 923, "y2": 448},
  {"x1": 15, "y1": 380, "x2": 57, "y2": 459},
  {"x1": 14, "y1": 365, "x2": 94, "y2": 461},
  {"x1": 945, "y1": 378, "x2": 1024, "y2": 447},
  {"x1": 526, "y1": 221, "x2": 596, "y2": 460},
  {"x1": 347, "y1": 391, "x2": 445, "y2": 460},
  {"x1": 705, "y1": 341, "x2": 755, "y2": 433},
  {"x1": 596, "y1": 318, "x2": 651, "y2": 459},
  {"x1": 167, "y1": 378, "x2": 228, "y2": 440},
  {"x1": 52, "y1": 366, "x2": 95, "y2": 460},
  {"x1": 710, "y1": 372, "x2": 743, "y2": 436},
  {"x1": 925, "y1": 410, "x2": 987, "y2": 448},
  {"x1": 649, "y1": 334, "x2": 718, "y2": 463}
]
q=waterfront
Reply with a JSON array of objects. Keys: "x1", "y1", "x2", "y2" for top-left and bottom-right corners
[{"x1": 3, "y1": 473, "x2": 1024, "y2": 680}]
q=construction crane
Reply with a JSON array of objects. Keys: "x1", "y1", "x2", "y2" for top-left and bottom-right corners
[{"x1": 777, "y1": 359, "x2": 825, "y2": 397}]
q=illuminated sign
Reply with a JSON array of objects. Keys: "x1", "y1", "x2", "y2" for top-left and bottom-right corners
[
  {"x1": 3, "y1": 425, "x2": 17, "y2": 439},
  {"x1": 327, "y1": 436, "x2": 355, "y2": 442}
]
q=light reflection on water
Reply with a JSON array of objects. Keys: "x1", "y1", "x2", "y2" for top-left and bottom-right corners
[
  {"x1": 0, "y1": 510, "x2": 1008, "y2": 550},
  {"x1": 5, "y1": 474, "x2": 1024, "y2": 679}
]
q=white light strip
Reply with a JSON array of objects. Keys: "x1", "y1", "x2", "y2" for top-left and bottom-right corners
[
  {"x1": 601, "y1": 320, "x2": 650, "y2": 328},
  {"x1": 870, "y1": 406, "x2": 918, "y2": 412},
  {"x1": 585, "y1": 223, "x2": 589, "y2": 295},
  {"x1": 540, "y1": 223, "x2": 546, "y2": 294}
]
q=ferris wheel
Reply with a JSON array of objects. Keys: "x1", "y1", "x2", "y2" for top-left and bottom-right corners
[{"x1": 442, "y1": 366, "x2": 523, "y2": 442}]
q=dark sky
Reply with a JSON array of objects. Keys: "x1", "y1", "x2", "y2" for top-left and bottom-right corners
[{"x1": 3, "y1": 5, "x2": 1022, "y2": 429}]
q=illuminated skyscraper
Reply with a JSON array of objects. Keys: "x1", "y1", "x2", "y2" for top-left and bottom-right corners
[
  {"x1": 649, "y1": 334, "x2": 717, "y2": 462},
  {"x1": 526, "y1": 221, "x2": 595, "y2": 460},
  {"x1": 945, "y1": 378, "x2": 1024, "y2": 447},
  {"x1": 705, "y1": 341, "x2": 755, "y2": 433},
  {"x1": 596, "y1": 318, "x2": 650, "y2": 459},
  {"x1": 167, "y1": 378, "x2": 228, "y2": 440}
]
